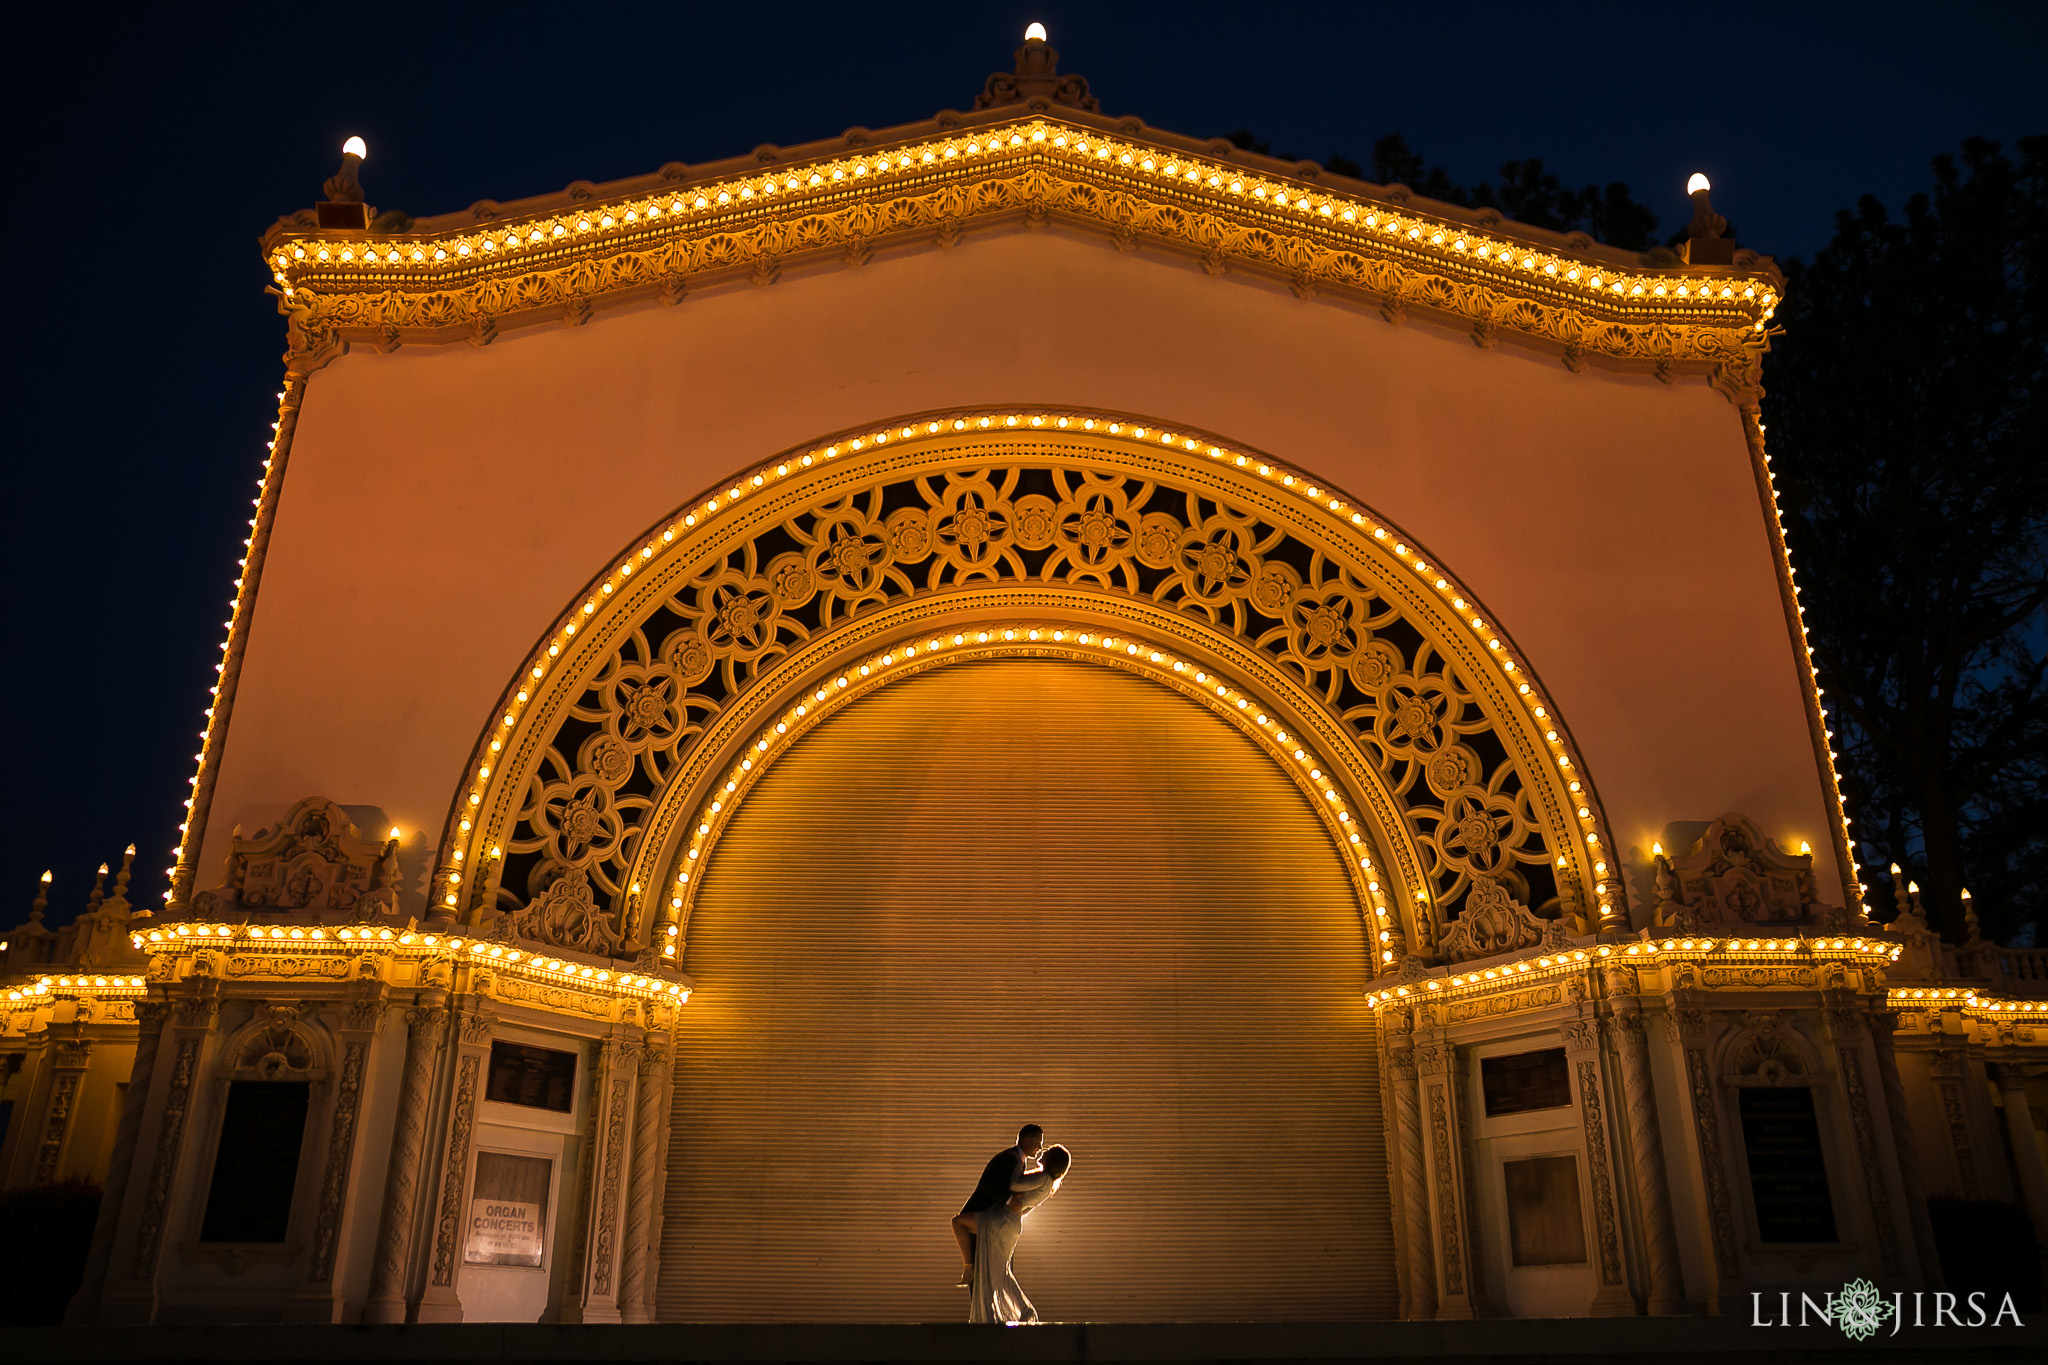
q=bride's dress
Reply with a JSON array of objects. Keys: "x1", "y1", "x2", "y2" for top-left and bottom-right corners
[{"x1": 967, "y1": 1169, "x2": 1057, "y2": 1325}]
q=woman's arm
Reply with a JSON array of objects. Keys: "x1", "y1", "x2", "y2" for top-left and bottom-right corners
[{"x1": 1008, "y1": 1169, "x2": 1052, "y2": 1194}]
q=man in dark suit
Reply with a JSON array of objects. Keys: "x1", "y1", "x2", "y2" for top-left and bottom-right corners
[{"x1": 952, "y1": 1123, "x2": 1045, "y2": 1287}]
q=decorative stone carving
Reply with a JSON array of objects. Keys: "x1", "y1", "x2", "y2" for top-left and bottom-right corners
[
  {"x1": 1682, "y1": 1040, "x2": 1741, "y2": 1276},
  {"x1": 190, "y1": 798, "x2": 402, "y2": 922},
  {"x1": 1936, "y1": 1076, "x2": 1980, "y2": 1198},
  {"x1": 1575, "y1": 1059, "x2": 1626, "y2": 1291},
  {"x1": 264, "y1": 130, "x2": 1777, "y2": 404},
  {"x1": 307, "y1": 1038, "x2": 369, "y2": 1283},
  {"x1": 1426, "y1": 1082, "x2": 1467, "y2": 1306},
  {"x1": 510, "y1": 870, "x2": 622, "y2": 956},
  {"x1": 1446, "y1": 983, "x2": 1559, "y2": 1022},
  {"x1": 1437, "y1": 876, "x2": 1548, "y2": 963},
  {"x1": 975, "y1": 32, "x2": 1099, "y2": 113},
  {"x1": 1652, "y1": 814, "x2": 1824, "y2": 930},
  {"x1": 460, "y1": 428, "x2": 1606, "y2": 969},
  {"x1": 133, "y1": 1037, "x2": 201, "y2": 1279},
  {"x1": 428, "y1": 1052, "x2": 481, "y2": 1289},
  {"x1": 33, "y1": 1069, "x2": 85, "y2": 1185},
  {"x1": 591, "y1": 1074, "x2": 633, "y2": 1298},
  {"x1": 458, "y1": 1008, "x2": 495, "y2": 1047},
  {"x1": 229, "y1": 1004, "x2": 319, "y2": 1080},
  {"x1": 1724, "y1": 1011, "x2": 1804, "y2": 1085}
]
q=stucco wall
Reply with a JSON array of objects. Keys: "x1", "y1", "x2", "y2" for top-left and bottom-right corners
[{"x1": 202, "y1": 227, "x2": 1839, "y2": 912}]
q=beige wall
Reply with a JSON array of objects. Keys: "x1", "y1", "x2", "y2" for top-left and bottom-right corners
[{"x1": 204, "y1": 226, "x2": 1839, "y2": 913}]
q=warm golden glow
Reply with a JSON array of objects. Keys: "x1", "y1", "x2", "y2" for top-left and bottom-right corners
[
  {"x1": 128, "y1": 921, "x2": 691, "y2": 1002},
  {"x1": 342, "y1": 135, "x2": 367, "y2": 161},
  {"x1": 1365, "y1": 934, "x2": 1900, "y2": 1010}
]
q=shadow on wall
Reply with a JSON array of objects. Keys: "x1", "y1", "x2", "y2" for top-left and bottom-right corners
[
  {"x1": 0, "y1": 1178, "x2": 99, "y2": 1325},
  {"x1": 1929, "y1": 1198, "x2": 2043, "y2": 1312}
]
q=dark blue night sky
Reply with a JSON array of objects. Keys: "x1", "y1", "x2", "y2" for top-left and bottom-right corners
[{"x1": 6, "y1": 1, "x2": 2042, "y2": 921}]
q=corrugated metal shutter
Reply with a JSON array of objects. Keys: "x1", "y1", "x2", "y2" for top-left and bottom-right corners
[{"x1": 657, "y1": 658, "x2": 1395, "y2": 1322}]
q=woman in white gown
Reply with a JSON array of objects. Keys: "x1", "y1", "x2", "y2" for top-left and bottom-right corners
[{"x1": 968, "y1": 1144, "x2": 1072, "y2": 1325}]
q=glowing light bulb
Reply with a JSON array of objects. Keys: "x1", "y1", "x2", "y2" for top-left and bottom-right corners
[
  {"x1": 1024, "y1": 21, "x2": 1047, "y2": 41},
  {"x1": 343, "y1": 136, "x2": 368, "y2": 161},
  {"x1": 1686, "y1": 172, "x2": 1711, "y2": 196},
  {"x1": 388, "y1": 826, "x2": 401, "y2": 840}
]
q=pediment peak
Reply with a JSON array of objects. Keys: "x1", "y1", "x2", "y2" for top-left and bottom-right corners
[{"x1": 976, "y1": 25, "x2": 1099, "y2": 113}]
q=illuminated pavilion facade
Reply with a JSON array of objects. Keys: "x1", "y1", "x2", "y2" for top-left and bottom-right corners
[{"x1": 5, "y1": 31, "x2": 2045, "y2": 1329}]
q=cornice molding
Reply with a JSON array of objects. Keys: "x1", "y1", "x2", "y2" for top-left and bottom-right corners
[{"x1": 262, "y1": 113, "x2": 1780, "y2": 403}]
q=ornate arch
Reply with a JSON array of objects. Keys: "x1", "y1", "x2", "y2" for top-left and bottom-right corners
[
  {"x1": 221, "y1": 1003, "x2": 332, "y2": 1082},
  {"x1": 436, "y1": 408, "x2": 1620, "y2": 977}
]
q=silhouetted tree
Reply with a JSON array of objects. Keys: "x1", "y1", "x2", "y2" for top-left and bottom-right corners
[
  {"x1": 1767, "y1": 136, "x2": 2048, "y2": 945},
  {"x1": 1224, "y1": 130, "x2": 1661, "y2": 251},
  {"x1": 1367, "y1": 134, "x2": 1660, "y2": 250}
]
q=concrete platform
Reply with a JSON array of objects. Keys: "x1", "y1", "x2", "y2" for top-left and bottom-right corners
[{"x1": 4, "y1": 1318, "x2": 2044, "y2": 1365}]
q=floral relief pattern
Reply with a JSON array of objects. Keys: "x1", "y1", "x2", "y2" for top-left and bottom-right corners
[{"x1": 496, "y1": 460, "x2": 1565, "y2": 950}]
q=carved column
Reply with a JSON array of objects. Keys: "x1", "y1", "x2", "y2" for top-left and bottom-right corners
[
  {"x1": 361, "y1": 992, "x2": 448, "y2": 1323},
  {"x1": 1823, "y1": 993, "x2": 1904, "y2": 1278},
  {"x1": 31, "y1": 1031, "x2": 94, "y2": 1184},
  {"x1": 569, "y1": 1034, "x2": 637, "y2": 1323},
  {"x1": 1416, "y1": 1036, "x2": 1474, "y2": 1319},
  {"x1": 1929, "y1": 1044, "x2": 1983, "y2": 1199},
  {"x1": 65, "y1": 999, "x2": 169, "y2": 1324},
  {"x1": 1994, "y1": 1063, "x2": 2048, "y2": 1252},
  {"x1": 413, "y1": 998, "x2": 492, "y2": 1323},
  {"x1": 1386, "y1": 1013, "x2": 1435, "y2": 1320},
  {"x1": 1869, "y1": 1012, "x2": 1944, "y2": 1290},
  {"x1": 100, "y1": 980, "x2": 221, "y2": 1324},
  {"x1": 1563, "y1": 1012, "x2": 1635, "y2": 1315},
  {"x1": 617, "y1": 1037, "x2": 670, "y2": 1323},
  {"x1": 1669, "y1": 996, "x2": 1741, "y2": 1313},
  {"x1": 289, "y1": 986, "x2": 386, "y2": 1321},
  {"x1": 1611, "y1": 1000, "x2": 1685, "y2": 1314}
]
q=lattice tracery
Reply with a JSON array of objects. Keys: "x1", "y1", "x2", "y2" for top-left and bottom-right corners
[{"x1": 490, "y1": 455, "x2": 1577, "y2": 950}]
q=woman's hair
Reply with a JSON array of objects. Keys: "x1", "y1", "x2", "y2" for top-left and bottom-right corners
[{"x1": 1039, "y1": 1144, "x2": 1072, "y2": 1178}]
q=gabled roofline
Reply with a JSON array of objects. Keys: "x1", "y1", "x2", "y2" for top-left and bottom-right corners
[
  {"x1": 285, "y1": 100, "x2": 1705, "y2": 277},
  {"x1": 261, "y1": 108, "x2": 1780, "y2": 404}
]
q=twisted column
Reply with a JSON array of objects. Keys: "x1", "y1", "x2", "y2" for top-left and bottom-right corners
[
  {"x1": 64, "y1": 1000, "x2": 168, "y2": 1323},
  {"x1": 361, "y1": 994, "x2": 447, "y2": 1323},
  {"x1": 1613, "y1": 1006, "x2": 1685, "y2": 1314},
  {"x1": 1387, "y1": 1020, "x2": 1435, "y2": 1320},
  {"x1": 617, "y1": 1040, "x2": 671, "y2": 1322}
]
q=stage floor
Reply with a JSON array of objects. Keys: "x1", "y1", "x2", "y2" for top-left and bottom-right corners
[{"x1": 6, "y1": 1318, "x2": 2044, "y2": 1364}]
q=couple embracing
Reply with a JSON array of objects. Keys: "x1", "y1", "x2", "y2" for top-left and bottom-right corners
[{"x1": 950, "y1": 1123, "x2": 1074, "y2": 1325}]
